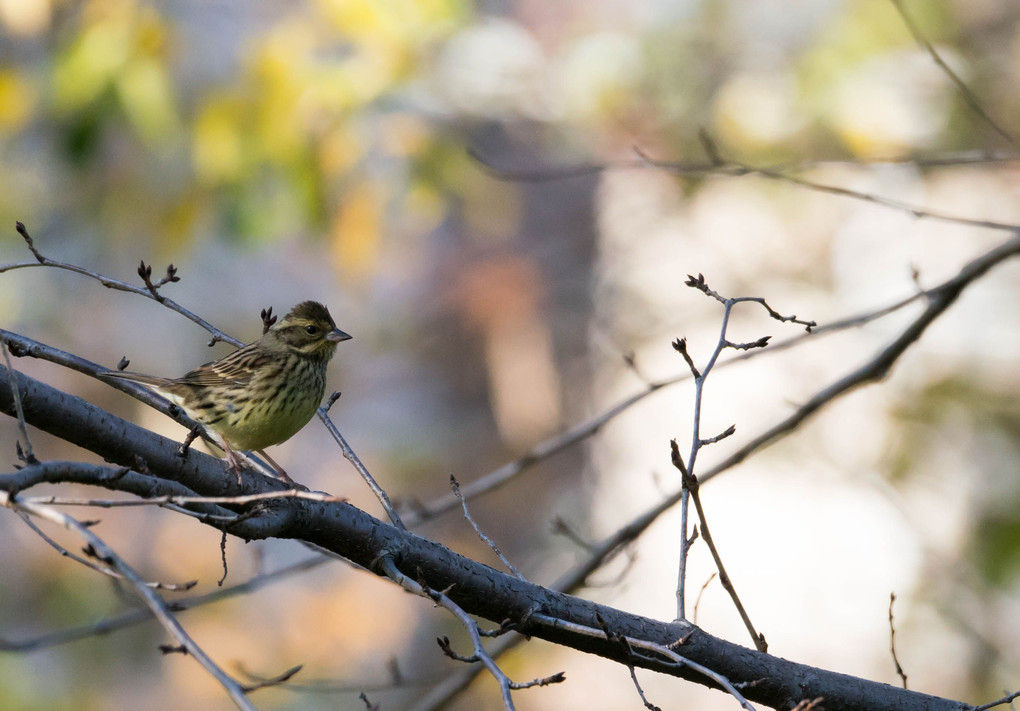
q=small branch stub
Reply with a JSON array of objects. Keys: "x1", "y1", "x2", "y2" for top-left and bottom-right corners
[
  {"x1": 701, "y1": 424, "x2": 736, "y2": 446},
  {"x1": 260, "y1": 307, "x2": 277, "y2": 334},
  {"x1": 672, "y1": 338, "x2": 701, "y2": 378},
  {"x1": 137, "y1": 261, "x2": 180, "y2": 301},
  {"x1": 15, "y1": 221, "x2": 45, "y2": 263},
  {"x1": 685, "y1": 273, "x2": 726, "y2": 304},
  {"x1": 726, "y1": 336, "x2": 772, "y2": 351}
]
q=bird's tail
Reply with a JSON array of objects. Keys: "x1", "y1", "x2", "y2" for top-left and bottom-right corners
[{"x1": 99, "y1": 371, "x2": 174, "y2": 388}]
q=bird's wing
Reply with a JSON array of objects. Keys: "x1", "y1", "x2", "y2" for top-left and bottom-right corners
[{"x1": 173, "y1": 344, "x2": 273, "y2": 388}]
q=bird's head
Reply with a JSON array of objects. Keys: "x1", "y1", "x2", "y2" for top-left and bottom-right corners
[{"x1": 269, "y1": 301, "x2": 352, "y2": 359}]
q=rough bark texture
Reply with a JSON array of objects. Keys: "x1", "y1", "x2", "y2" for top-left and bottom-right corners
[{"x1": 0, "y1": 365, "x2": 971, "y2": 711}]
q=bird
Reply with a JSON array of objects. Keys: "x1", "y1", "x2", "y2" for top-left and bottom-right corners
[{"x1": 100, "y1": 301, "x2": 351, "y2": 485}]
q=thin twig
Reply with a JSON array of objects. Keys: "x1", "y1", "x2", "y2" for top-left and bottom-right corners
[
  {"x1": 890, "y1": 0, "x2": 1015, "y2": 146},
  {"x1": 693, "y1": 572, "x2": 718, "y2": 626},
  {"x1": 136, "y1": 260, "x2": 181, "y2": 302},
  {"x1": 627, "y1": 660, "x2": 661, "y2": 711},
  {"x1": 18, "y1": 512, "x2": 197, "y2": 591},
  {"x1": 472, "y1": 144, "x2": 1020, "y2": 184},
  {"x1": 237, "y1": 662, "x2": 431, "y2": 694},
  {"x1": 529, "y1": 612, "x2": 755, "y2": 711},
  {"x1": 240, "y1": 664, "x2": 303, "y2": 693},
  {"x1": 24, "y1": 488, "x2": 344, "y2": 508},
  {"x1": 6, "y1": 223, "x2": 237, "y2": 345},
  {"x1": 473, "y1": 145, "x2": 1020, "y2": 232},
  {"x1": 642, "y1": 146, "x2": 1020, "y2": 232},
  {"x1": 673, "y1": 442, "x2": 766, "y2": 652},
  {"x1": 378, "y1": 556, "x2": 562, "y2": 711},
  {"x1": 0, "y1": 333, "x2": 36, "y2": 464},
  {"x1": 675, "y1": 275, "x2": 789, "y2": 635},
  {"x1": 3, "y1": 493, "x2": 255, "y2": 710},
  {"x1": 973, "y1": 689, "x2": 1020, "y2": 711},
  {"x1": 889, "y1": 592, "x2": 909, "y2": 688},
  {"x1": 317, "y1": 400, "x2": 405, "y2": 529},
  {"x1": 0, "y1": 554, "x2": 329, "y2": 652},
  {"x1": 450, "y1": 474, "x2": 525, "y2": 580}
]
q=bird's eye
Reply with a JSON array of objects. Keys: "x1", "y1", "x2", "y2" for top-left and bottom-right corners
[{"x1": 305, "y1": 325, "x2": 319, "y2": 335}]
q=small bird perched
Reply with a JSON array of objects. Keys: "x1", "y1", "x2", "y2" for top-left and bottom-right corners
[{"x1": 101, "y1": 301, "x2": 351, "y2": 485}]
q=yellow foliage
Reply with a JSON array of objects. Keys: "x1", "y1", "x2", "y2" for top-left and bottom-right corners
[
  {"x1": 115, "y1": 57, "x2": 181, "y2": 144},
  {"x1": 249, "y1": 22, "x2": 315, "y2": 164},
  {"x1": 53, "y1": 17, "x2": 132, "y2": 111},
  {"x1": 380, "y1": 111, "x2": 429, "y2": 157},
  {"x1": 52, "y1": 0, "x2": 180, "y2": 145},
  {"x1": 331, "y1": 179, "x2": 381, "y2": 276},
  {"x1": 315, "y1": 0, "x2": 464, "y2": 44},
  {"x1": 318, "y1": 125, "x2": 360, "y2": 176},
  {"x1": 0, "y1": 69, "x2": 36, "y2": 130},
  {"x1": 192, "y1": 95, "x2": 246, "y2": 184}
]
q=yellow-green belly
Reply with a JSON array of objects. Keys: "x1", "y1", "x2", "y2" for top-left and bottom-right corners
[{"x1": 179, "y1": 379, "x2": 325, "y2": 451}]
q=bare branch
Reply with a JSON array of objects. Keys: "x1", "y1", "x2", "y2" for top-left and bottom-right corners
[
  {"x1": 3, "y1": 224, "x2": 236, "y2": 345},
  {"x1": 3, "y1": 493, "x2": 256, "y2": 710},
  {"x1": 671, "y1": 338, "x2": 701, "y2": 378},
  {"x1": 700, "y1": 425, "x2": 736, "y2": 447},
  {"x1": 636, "y1": 146, "x2": 1020, "y2": 232},
  {"x1": 889, "y1": 592, "x2": 909, "y2": 688},
  {"x1": 0, "y1": 332, "x2": 36, "y2": 464},
  {"x1": 23, "y1": 488, "x2": 344, "y2": 508},
  {"x1": 378, "y1": 556, "x2": 559, "y2": 711},
  {"x1": 0, "y1": 555, "x2": 328, "y2": 652},
  {"x1": 973, "y1": 689, "x2": 1020, "y2": 711},
  {"x1": 890, "y1": 0, "x2": 1015, "y2": 146},
  {"x1": 317, "y1": 403, "x2": 405, "y2": 529},
  {"x1": 451, "y1": 474, "x2": 525, "y2": 580},
  {"x1": 351, "y1": 287, "x2": 925, "y2": 524},
  {"x1": 18, "y1": 512, "x2": 197, "y2": 591},
  {"x1": 733, "y1": 296, "x2": 815, "y2": 332},
  {"x1": 530, "y1": 612, "x2": 755, "y2": 711},
  {"x1": 693, "y1": 573, "x2": 718, "y2": 626},
  {"x1": 672, "y1": 441, "x2": 766, "y2": 652}
]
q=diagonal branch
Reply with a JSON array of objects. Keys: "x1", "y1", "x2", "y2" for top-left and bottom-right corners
[
  {"x1": 18, "y1": 512, "x2": 197, "y2": 591},
  {"x1": 3, "y1": 494, "x2": 256, "y2": 711},
  {"x1": 408, "y1": 288, "x2": 925, "y2": 522},
  {"x1": 5, "y1": 222, "x2": 239, "y2": 346},
  {"x1": 1, "y1": 554, "x2": 328, "y2": 652},
  {"x1": 0, "y1": 367, "x2": 975, "y2": 711},
  {"x1": 890, "y1": 0, "x2": 1015, "y2": 146}
]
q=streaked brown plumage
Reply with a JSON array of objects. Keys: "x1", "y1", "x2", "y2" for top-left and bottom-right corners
[{"x1": 101, "y1": 301, "x2": 351, "y2": 483}]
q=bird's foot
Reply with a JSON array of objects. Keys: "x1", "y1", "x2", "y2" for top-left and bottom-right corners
[
  {"x1": 224, "y1": 447, "x2": 246, "y2": 486},
  {"x1": 255, "y1": 449, "x2": 308, "y2": 491}
]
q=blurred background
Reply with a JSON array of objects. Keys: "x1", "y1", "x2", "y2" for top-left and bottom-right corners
[{"x1": 2, "y1": 0, "x2": 1020, "y2": 709}]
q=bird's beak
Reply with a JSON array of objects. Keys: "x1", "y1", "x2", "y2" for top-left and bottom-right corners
[{"x1": 327, "y1": 328, "x2": 353, "y2": 343}]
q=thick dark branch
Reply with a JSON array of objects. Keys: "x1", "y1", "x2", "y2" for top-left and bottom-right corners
[
  {"x1": 0, "y1": 367, "x2": 971, "y2": 711},
  {"x1": 0, "y1": 366, "x2": 297, "y2": 539}
]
